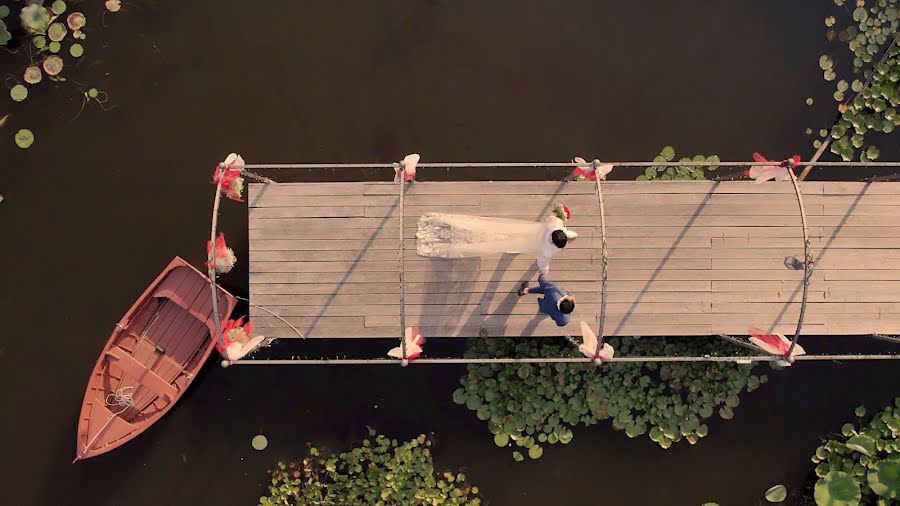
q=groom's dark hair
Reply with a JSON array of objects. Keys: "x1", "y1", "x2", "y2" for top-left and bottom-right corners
[
  {"x1": 551, "y1": 230, "x2": 568, "y2": 248},
  {"x1": 559, "y1": 297, "x2": 575, "y2": 314}
]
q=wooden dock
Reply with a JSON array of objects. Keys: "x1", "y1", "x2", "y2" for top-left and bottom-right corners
[{"x1": 247, "y1": 180, "x2": 900, "y2": 339}]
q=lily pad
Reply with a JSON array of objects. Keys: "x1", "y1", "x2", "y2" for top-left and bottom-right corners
[
  {"x1": 0, "y1": 6, "x2": 9, "y2": 18},
  {"x1": 48, "y1": 22, "x2": 67, "y2": 42},
  {"x1": 814, "y1": 471, "x2": 861, "y2": 506},
  {"x1": 765, "y1": 484, "x2": 788, "y2": 503},
  {"x1": 493, "y1": 433, "x2": 509, "y2": 447},
  {"x1": 33, "y1": 35, "x2": 47, "y2": 49},
  {"x1": 15, "y1": 129, "x2": 34, "y2": 149},
  {"x1": 867, "y1": 458, "x2": 899, "y2": 499},
  {"x1": 66, "y1": 12, "x2": 86, "y2": 31},
  {"x1": 69, "y1": 43, "x2": 83, "y2": 58},
  {"x1": 24, "y1": 66, "x2": 42, "y2": 85},
  {"x1": 51, "y1": 1, "x2": 67, "y2": 15},
  {"x1": 806, "y1": 98, "x2": 814, "y2": 106},
  {"x1": 43, "y1": 55, "x2": 64, "y2": 76},
  {"x1": 49, "y1": 41, "x2": 61, "y2": 53},
  {"x1": 105, "y1": 0, "x2": 122, "y2": 13},
  {"x1": 512, "y1": 451, "x2": 524, "y2": 462},
  {"x1": 10, "y1": 84, "x2": 28, "y2": 102},
  {"x1": 20, "y1": 5, "x2": 51, "y2": 34},
  {"x1": 528, "y1": 444, "x2": 543, "y2": 459},
  {"x1": 819, "y1": 55, "x2": 834, "y2": 70},
  {"x1": 251, "y1": 434, "x2": 268, "y2": 451},
  {"x1": 855, "y1": 405, "x2": 866, "y2": 417}
]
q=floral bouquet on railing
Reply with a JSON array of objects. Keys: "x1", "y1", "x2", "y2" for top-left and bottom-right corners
[
  {"x1": 212, "y1": 153, "x2": 246, "y2": 201},
  {"x1": 206, "y1": 233, "x2": 236, "y2": 274},
  {"x1": 552, "y1": 203, "x2": 571, "y2": 222},
  {"x1": 217, "y1": 317, "x2": 266, "y2": 362}
]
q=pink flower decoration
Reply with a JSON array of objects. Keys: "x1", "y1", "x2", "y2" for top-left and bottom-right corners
[
  {"x1": 578, "y1": 321, "x2": 615, "y2": 365},
  {"x1": 388, "y1": 325, "x2": 426, "y2": 360},
  {"x1": 394, "y1": 154, "x2": 420, "y2": 182},
  {"x1": 746, "y1": 152, "x2": 801, "y2": 184},
  {"x1": 571, "y1": 157, "x2": 614, "y2": 181},
  {"x1": 748, "y1": 327, "x2": 806, "y2": 361},
  {"x1": 216, "y1": 316, "x2": 265, "y2": 361},
  {"x1": 206, "y1": 233, "x2": 236, "y2": 274},
  {"x1": 212, "y1": 153, "x2": 245, "y2": 201}
]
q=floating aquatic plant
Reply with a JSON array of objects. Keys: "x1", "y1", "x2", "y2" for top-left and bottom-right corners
[
  {"x1": 105, "y1": 0, "x2": 122, "y2": 13},
  {"x1": 43, "y1": 55, "x2": 64, "y2": 76},
  {"x1": 10, "y1": 85, "x2": 28, "y2": 103},
  {"x1": 20, "y1": 4, "x2": 51, "y2": 34},
  {"x1": 0, "y1": 6, "x2": 10, "y2": 46},
  {"x1": 66, "y1": 12, "x2": 85, "y2": 31},
  {"x1": 259, "y1": 430, "x2": 481, "y2": 505},
  {"x1": 252, "y1": 434, "x2": 268, "y2": 451},
  {"x1": 51, "y1": 1, "x2": 67, "y2": 15},
  {"x1": 765, "y1": 484, "x2": 788, "y2": 503},
  {"x1": 15, "y1": 129, "x2": 34, "y2": 149},
  {"x1": 636, "y1": 146, "x2": 720, "y2": 181},
  {"x1": 817, "y1": 0, "x2": 900, "y2": 161},
  {"x1": 454, "y1": 336, "x2": 767, "y2": 459},
  {"x1": 24, "y1": 66, "x2": 42, "y2": 85},
  {"x1": 69, "y1": 43, "x2": 83, "y2": 58},
  {"x1": 810, "y1": 398, "x2": 900, "y2": 505},
  {"x1": 48, "y1": 22, "x2": 67, "y2": 42}
]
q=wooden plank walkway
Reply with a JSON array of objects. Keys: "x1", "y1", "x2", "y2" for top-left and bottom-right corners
[{"x1": 247, "y1": 180, "x2": 900, "y2": 338}]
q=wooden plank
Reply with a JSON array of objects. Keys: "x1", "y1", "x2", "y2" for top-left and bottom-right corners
[
  {"x1": 248, "y1": 182, "x2": 364, "y2": 197},
  {"x1": 250, "y1": 237, "x2": 713, "y2": 251},
  {"x1": 253, "y1": 323, "x2": 715, "y2": 338},
  {"x1": 248, "y1": 258, "x2": 713, "y2": 273},
  {"x1": 821, "y1": 182, "x2": 900, "y2": 195},
  {"x1": 363, "y1": 181, "x2": 592, "y2": 195},
  {"x1": 713, "y1": 302, "x2": 900, "y2": 314},
  {"x1": 713, "y1": 258, "x2": 900, "y2": 270}
]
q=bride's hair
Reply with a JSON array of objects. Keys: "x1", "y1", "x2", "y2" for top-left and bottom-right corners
[
  {"x1": 559, "y1": 297, "x2": 575, "y2": 314},
  {"x1": 551, "y1": 230, "x2": 568, "y2": 248}
]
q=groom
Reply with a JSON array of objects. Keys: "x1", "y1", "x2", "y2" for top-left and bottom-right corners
[{"x1": 517, "y1": 274, "x2": 575, "y2": 327}]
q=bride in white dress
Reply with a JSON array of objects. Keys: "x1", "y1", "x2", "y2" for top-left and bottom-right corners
[{"x1": 415, "y1": 213, "x2": 577, "y2": 273}]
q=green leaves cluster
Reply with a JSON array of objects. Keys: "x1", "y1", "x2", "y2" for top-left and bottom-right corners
[
  {"x1": 820, "y1": 0, "x2": 900, "y2": 161},
  {"x1": 636, "y1": 146, "x2": 720, "y2": 181},
  {"x1": 259, "y1": 430, "x2": 481, "y2": 506},
  {"x1": 453, "y1": 337, "x2": 767, "y2": 459},
  {"x1": 810, "y1": 398, "x2": 900, "y2": 505}
]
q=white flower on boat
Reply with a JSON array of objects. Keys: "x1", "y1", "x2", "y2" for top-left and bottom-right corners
[
  {"x1": 578, "y1": 321, "x2": 615, "y2": 365},
  {"x1": 748, "y1": 327, "x2": 806, "y2": 365},
  {"x1": 394, "y1": 153, "x2": 420, "y2": 182},
  {"x1": 388, "y1": 325, "x2": 426, "y2": 360}
]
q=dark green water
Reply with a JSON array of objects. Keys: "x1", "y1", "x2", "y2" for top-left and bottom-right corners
[{"x1": 1, "y1": 1, "x2": 897, "y2": 504}]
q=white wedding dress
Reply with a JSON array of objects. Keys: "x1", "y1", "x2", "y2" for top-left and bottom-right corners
[{"x1": 416, "y1": 213, "x2": 577, "y2": 272}]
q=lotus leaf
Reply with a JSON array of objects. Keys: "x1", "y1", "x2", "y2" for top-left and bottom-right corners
[
  {"x1": 48, "y1": 22, "x2": 66, "y2": 42},
  {"x1": 251, "y1": 434, "x2": 268, "y2": 450},
  {"x1": 15, "y1": 129, "x2": 34, "y2": 149},
  {"x1": 0, "y1": 20, "x2": 9, "y2": 46},
  {"x1": 10, "y1": 84, "x2": 27, "y2": 102},
  {"x1": 765, "y1": 484, "x2": 788, "y2": 502},
  {"x1": 43, "y1": 55, "x2": 63, "y2": 76},
  {"x1": 24, "y1": 66, "x2": 42, "y2": 85},
  {"x1": 867, "y1": 458, "x2": 900, "y2": 499},
  {"x1": 20, "y1": 5, "x2": 51, "y2": 34},
  {"x1": 815, "y1": 471, "x2": 861, "y2": 506}
]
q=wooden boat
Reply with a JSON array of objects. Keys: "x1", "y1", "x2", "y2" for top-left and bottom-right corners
[{"x1": 74, "y1": 257, "x2": 236, "y2": 461}]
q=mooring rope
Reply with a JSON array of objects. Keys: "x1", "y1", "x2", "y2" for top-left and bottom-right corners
[
  {"x1": 592, "y1": 161, "x2": 611, "y2": 359},
  {"x1": 234, "y1": 295, "x2": 304, "y2": 339},
  {"x1": 786, "y1": 162, "x2": 814, "y2": 361},
  {"x1": 80, "y1": 387, "x2": 135, "y2": 458}
]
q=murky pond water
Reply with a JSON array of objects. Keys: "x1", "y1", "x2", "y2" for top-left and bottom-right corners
[{"x1": 1, "y1": 1, "x2": 897, "y2": 504}]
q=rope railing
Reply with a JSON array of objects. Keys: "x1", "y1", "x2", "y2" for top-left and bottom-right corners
[
  {"x1": 231, "y1": 353, "x2": 900, "y2": 366},
  {"x1": 206, "y1": 164, "x2": 228, "y2": 353},
  {"x1": 592, "y1": 162, "x2": 610, "y2": 359},
  {"x1": 233, "y1": 161, "x2": 900, "y2": 170},
  {"x1": 397, "y1": 165, "x2": 409, "y2": 366},
  {"x1": 786, "y1": 163, "x2": 814, "y2": 361}
]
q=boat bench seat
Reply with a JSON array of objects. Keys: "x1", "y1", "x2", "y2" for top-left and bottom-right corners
[{"x1": 106, "y1": 346, "x2": 178, "y2": 402}]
